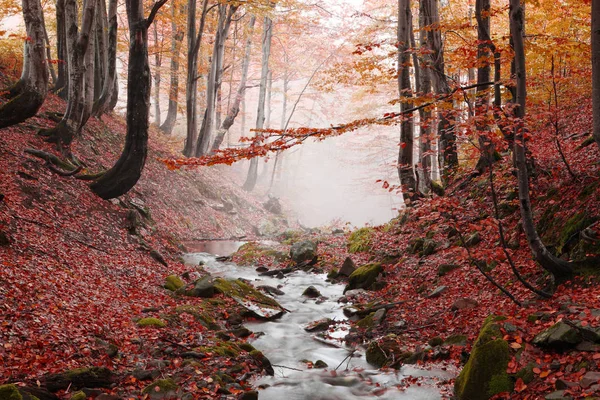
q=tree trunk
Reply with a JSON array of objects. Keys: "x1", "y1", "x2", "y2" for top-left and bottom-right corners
[
  {"x1": 40, "y1": 11, "x2": 56, "y2": 86},
  {"x1": 0, "y1": 0, "x2": 48, "y2": 129},
  {"x1": 93, "y1": 0, "x2": 117, "y2": 116},
  {"x1": 592, "y1": 0, "x2": 600, "y2": 148},
  {"x1": 160, "y1": 3, "x2": 183, "y2": 134},
  {"x1": 38, "y1": 0, "x2": 95, "y2": 152},
  {"x1": 397, "y1": 0, "x2": 416, "y2": 204},
  {"x1": 81, "y1": 10, "x2": 95, "y2": 128},
  {"x1": 54, "y1": 0, "x2": 69, "y2": 99},
  {"x1": 212, "y1": 14, "x2": 256, "y2": 152},
  {"x1": 153, "y1": 22, "x2": 162, "y2": 125},
  {"x1": 418, "y1": 0, "x2": 432, "y2": 193},
  {"x1": 91, "y1": 0, "x2": 166, "y2": 199},
  {"x1": 183, "y1": 0, "x2": 209, "y2": 157},
  {"x1": 93, "y1": 0, "x2": 108, "y2": 102},
  {"x1": 510, "y1": 0, "x2": 573, "y2": 280},
  {"x1": 243, "y1": 16, "x2": 272, "y2": 192},
  {"x1": 195, "y1": 4, "x2": 238, "y2": 157}
]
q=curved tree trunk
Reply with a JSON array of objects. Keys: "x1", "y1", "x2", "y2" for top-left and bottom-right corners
[
  {"x1": 397, "y1": 0, "x2": 417, "y2": 204},
  {"x1": 510, "y1": 0, "x2": 573, "y2": 280},
  {"x1": 91, "y1": 0, "x2": 166, "y2": 199},
  {"x1": 212, "y1": 14, "x2": 256, "y2": 152},
  {"x1": 38, "y1": 0, "x2": 95, "y2": 152},
  {"x1": 243, "y1": 16, "x2": 272, "y2": 192},
  {"x1": 93, "y1": 0, "x2": 118, "y2": 116},
  {"x1": 0, "y1": 0, "x2": 48, "y2": 129},
  {"x1": 160, "y1": 3, "x2": 183, "y2": 135}
]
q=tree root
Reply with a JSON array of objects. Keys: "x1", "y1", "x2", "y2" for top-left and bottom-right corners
[{"x1": 25, "y1": 148, "x2": 105, "y2": 181}]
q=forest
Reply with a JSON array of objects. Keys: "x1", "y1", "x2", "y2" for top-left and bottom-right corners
[{"x1": 0, "y1": 0, "x2": 599, "y2": 398}]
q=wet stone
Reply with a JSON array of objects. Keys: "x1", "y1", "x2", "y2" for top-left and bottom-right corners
[{"x1": 302, "y1": 286, "x2": 321, "y2": 298}]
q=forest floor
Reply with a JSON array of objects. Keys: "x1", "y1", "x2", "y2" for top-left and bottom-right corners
[{"x1": 1, "y1": 62, "x2": 600, "y2": 400}]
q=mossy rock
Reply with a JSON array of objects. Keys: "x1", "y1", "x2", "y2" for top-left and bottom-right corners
[
  {"x1": 174, "y1": 305, "x2": 220, "y2": 330},
  {"x1": 70, "y1": 391, "x2": 86, "y2": 400},
  {"x1": 137, "y1": 318, "x2": 167, "y2": 328},
  {"x1": 356, "y1": 312, "x2": 375, "y2": 329},
  {"x1": 199, "y1": 343, "x2": 242, "y2": 358},
  {"x1": 454, "y1": 315, "x2": 512, "y2": 400},
  {"x1": 438, "y1": 264, "x2": 460, "y2": 276},
  {"x1": 407, "y1": 237, "x2": 425, "y2": 254},
  {"x1": 238, "y1": 342, "x2": 256, "y2": 352},
  {"x1": 214, "y1": 278, "x2": 284, "y2": 319},
  {"x1": 43, "y1": 367, "x2": 115, "y2": 392},
  {"x1": 0, "y1": 384, "x2": 22, "y2": 400},
  {"x1": 444, "y1": 335, "x2": 468, "y2": 346},
  {"x1": 515, "y1": 362, "x2": 536, "y2": 384},
  {"x1": 281, "y1": 230, "x2": 302, "y2": 245},
  {"x1": 142, "y1": 379, "x2": 178, "y2": 399},
  {"x1": 421, "y1": 239, "x2": 438, "y2": 256},
  {"x1": 164, "y1": 275, "x2": 184, "y2": 292},
  {"x1": 365, "y1": 336, "x2": 402, "y2": 369},
  {"x1": 234, "y1": 242, "x2": 287, "y2": 265},
  {"x1": 428, "y1": 337, "x2": 444, "y2": 347},
  {"x1": 344, "y1": 263, "x2": 382, "y2": 293},
  {"x1": 464, "y1": 232, "x2": 481, "y2": 247},
  {"x1": 557, "y1": 212, "x2": 596, "y2": 254},
  {"x1": 348, "y1": 227, "x2": 374, "y2": 253},
  {"x1": 532, "y1": 321, "x2": 582, "y2": 349},
  {"x1": 431, "y1": 181, "x2": 445, "y2": 196},
  {"x1": 314, "y1": 360, "x2": 328, "y2": 369}
]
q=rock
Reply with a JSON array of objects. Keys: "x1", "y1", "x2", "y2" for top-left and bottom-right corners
[
  {"x1": 532, "y1": 322, "x2": 582, "y2": 349},
  {"x1": 373, "y1": 308, "x2": 386, "y2": 326},
  {"x1": 263, "y1": 196, "x2": 282, "y2": 214},
  {"x1": 214, "y1": 278, "x2": 285, "y2": 320},
  {"x1": 338, "y1": 257, "x2": 357, "y2": 277},
  {"x1": 580, "y1": 371, "x2": 600, "y2": 389},
  {"x1": 464, "y1": 232, "x2": 481, "y2": 247},
  {"x1": 150, "y1": 249, "x2": 168, "y2": 266},
  {"x1": 71, "y1": 391, "x2": 86, "y2": 400},
  {"x1": 188, "y1": 275, "x2": 216, "y2": 298},
  {"x1": 305, "y1": 318, "x2": 334, "y2": 332},
  {"x1": 230, "y1": 327, "x2": 252, "y2": 338},
  {"x1": 314, "y1": 360, "x2": 328, "y2": 369},
  {"x1": 142, "y1": 379, "x2": 178, "y2": 399},
  {"x1": 250, "y1": 350, "x2": 274, "y2": 376},
  {"x1": 0, "y1": 231, "x2": 10, "y2": 246},
  {"x1": 42, "y1": 367, "x2": 116, "y2": 392},
  {"x1": 427, "y1": 286, "x2": 448, "y2": 298},
  {"x1": 575, "y1": 341, "x2": 600, "y2": 352},
  {"x1": 454, "y1": 315, "x2": 512, "y2": 400},
  {"x1": 96, "y1": 395, "x2": 120, "y2": 400},
  {"x1": 428, "y1": 337, "x2": 444, "y2": 347},
  {"x1": 133, "y1": 368, "x2": 160, "y2": 381},
  {"x1": 544, "y1": 391, "x2": 573, "y2": 400},
  {"x1": 451, "y1": 298, "x2": 478, "y2": 310},
  {"x1": 255, "y1": 266, "x2": 269, "y2": 273},
  {"x1": 422, "y1": 239, "x2": 438, "y2": 256},
  {"x1": 438, "y1": 264, "x2": 460, "y2": 276},
  {"x1": 444, "y1": 335, "x2": 467, "y2": 346},
  {"x1": 366, "y1": 336, "x2": 402, "y2": 369},
  {"x1": 290, "y1": 240, "x2": 318, "y2": 264},
  {"x1": 555, "y1": 379, "x2": 578, "y2": 390},
  {"x1": 407, "y1": 238, "x2": 424, "y2": 254},
  {"x1": 332, "y1": 229, "x2": 344, "y2": 235},
  {"x1": 344, "y1": 263, "x2": 382, "y2": 293},
  {"x1": 302, "y1": 286, "x2": 321, "y2": 298},
  {"x1": 238, "y1": 390, "x2": 259, "y2": 400},
  {"x1": 164, "y1": 275, "x2": 184, "y2": 292}
]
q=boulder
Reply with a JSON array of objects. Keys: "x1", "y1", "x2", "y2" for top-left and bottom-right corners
[
  {"x1": 338, "y1": 257, "x2": 357, "y2": 277},
  {"x1": 314, "y1": 360, "x2": 328, "y2": 369},
  {"x1": 263, "y1": 196, "x2": 282, "y2": 214},
  {"x1": 454, "y1": 315, "x2": 512, "y2": 400},
  {"x1": 238, "y1": 391, "x2": 259, "y2": 400},
  {"x1": 214, "y1": 278, "x2": 285, "y2": 320},
  {"x1": 305, "y1": 318, "x2": 334, "y2": 332},
  {"x1": 365, "y1": 335, "x2": 402, "y2": 369},
  {"x1": 188, "y1": 275, "x2": 216, "y2": 298},
  {"x1": 580, "y1": 371, "x2": 600, "y2": 389},
  {"x1": 290, "y1": 240, "x2": 318, "y2": 264},
  {"x1": 544, "y1": 391, "x2": 573, "y2": 400},
  {"x1": 164, "y1": 275, "x2": 184, "y2": 292},
  {"x1": 302, "y1": 286, "x2": 321, "y2": 298},
  {"x1": 142, "y1": 379, "x2": 178, "y2": 400},
  {"x1": 532, "y1": 322, "x2": 582, "y2": 349},
  {"x1": 427, "y1": 286, "x2": 448, "y2": 299},
  {"x1": 257, "y1": 285, "x2": 285, "y2": 296},
  {"x1": 438, "y1": 264, "x2": 460, "y2": 276},
  {"x1": 344, "y1": 263, "x2": 382, "y2": 293},
  {"x1": 422, "y1": 239, "x2": 438, "y2": 256}
]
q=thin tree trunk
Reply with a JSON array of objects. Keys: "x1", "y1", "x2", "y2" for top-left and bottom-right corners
[
  {"x1": 195, "y1": 4, "x2": 238, "y2": 156},
  {"x1": 398, "y1": 0, "x2": 417, "y2": 204},
  {"x1": 153, "y1": 22, "x2": 161, "y2": 125},
  {"x1": 243, "y1": 16, "x2": 272, "y2": 192},
  {"x1": 91, "y1": 0, "x2": 167, "y2": 199},
  {"x1": 40, "y1": 11, "x2": 56, "y2": 85},
  {"x1": 93, "y1": 0, "x2": 108, "y2": 102},
  {"x1": 81, "y1": 10, "x2": 95, "y2": 127},
  {"x1": 212, "y1": 14, "x2": 256, "y2": 151},
  {"x1": 592, "y1": 0, "x2": 600, "y2": 148},
  {"x1": 0, "y1": 0, "x2": 48, "y2": 128},
  {"x1": 159, "y1": 4, "x2": 183, "y2": 134},
  {"x1": 418, "y1": 0, "x2": 432, "y2": 193},
  {"x1": 54, "y1": 0, "x2": 68, "y2": 99},
  {"x1": 93, "y1": 0, "x2": 117, "y2": 116},
  {"x1": 265, "y1": 70, "x2": 272, "y2": 129},
  {"x1": 183, "y1": 0, "x2": 209, "y2": 156},
  {"x1": 510, "y1": 0, "x2": 573, "y2": 280}
]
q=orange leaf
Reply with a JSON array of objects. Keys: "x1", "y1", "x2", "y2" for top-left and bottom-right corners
[{"x1": 533, "y1": 367, "x2": 541, "y2": 374}]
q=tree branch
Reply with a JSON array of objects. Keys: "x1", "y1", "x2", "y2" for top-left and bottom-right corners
[{"x1": 146, "y1": 0, "x2": 169, "y2": 28}]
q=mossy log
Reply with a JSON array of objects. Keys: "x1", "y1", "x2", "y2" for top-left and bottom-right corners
[{"x1": 42, "y1": 367, "x2": 115, "y2": 392}]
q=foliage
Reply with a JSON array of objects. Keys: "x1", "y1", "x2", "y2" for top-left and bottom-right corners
[{"x1": 347, "y1": 227, "x2": 374, "y2": 253}]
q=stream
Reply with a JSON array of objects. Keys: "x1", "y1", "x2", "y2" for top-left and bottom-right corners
[{"x1": 184, "y1": 241, "x2": 454, "y2": 400}]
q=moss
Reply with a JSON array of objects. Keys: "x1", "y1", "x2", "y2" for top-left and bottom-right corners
[
  {"x1": 327, "y1": 270, "x2": 339, "y2": 280},
  {"x1": 214, "y1": 278, "x2": 281, "y2": 308},
  {"x1": 444, "y1": 335, "x2": 467, "y2": 346},
  {"x1": 142, "y1": 379, "x2": 178, "y2": 396},
  {"x1": 578, "y1": 135, "x2": 595, "y2": 149},
  {"x1": 438, "y1": 264, "x2": 460, "y2": 276},
  {"x1": 70, "y1": 391, "x2": 86, "y2": 400},
  {"x1": 238, "y1": 342, "x2": 256, "y2": 352},
  {"x1": 199, "y1": 343, "x2": 241, "y2": 358},
  {"x1": 281, "y1": 230, "x2": 302, "y2": 245},
  {"x1": 345, "y1": 263, "x2": 382, "y2": 292},
  {"x1": 421, "y1": 239, "x2": 438, "y2": 256},
  {"x1": 407, "y1": 238, "x2": 425, "y2": 254},
  {"x1": 557, "y1": 212, "x2": 596, "y2": 254},
  {"x1": 174, "y1": 305, "x2": 220, "y2": 330},
  {"x1": 347, "y1": 227, "x2": 374, "y2": 253},
  {"x1": 431, "y1": 181, "x2": 445, "y2": 196},
  {"x1": 235, "y1": 242, "x2": 288, "y2": 264},
  {"x1": 0, "y1": 384, "x2": 22, "y2": 400},
  {"x1": 356, "y1": 312, "x2": 375, "y2": 329},
  {"x1": 365, "y1": 336, "x2": 402, "y2": 369},
  {"x1": 428, "y1": 337, "x2": 444, "y2": 347},
  {"x1": 164, "y1": 275, "x2": 184, "y2": 292},
  {"x1": 137, "y1": 318, "x2": 167, "y2": 328},
  {"x1": 579, "y1": 182, "x2": 598, "y2": 199},
  {"x1": 454, "y1": 315, "x2": 511, "y2": 400},
  {"x1": 515, "y1": 362, "x2": 536, "y2": 384}
]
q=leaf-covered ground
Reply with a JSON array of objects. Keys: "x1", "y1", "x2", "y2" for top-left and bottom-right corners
[{"x1": 0, "y1": 67, "x2": 290, "y2": 399}]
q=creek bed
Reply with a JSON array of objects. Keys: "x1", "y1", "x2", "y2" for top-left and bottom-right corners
[{"x1": 184, "y1": 242, "x2": 454, "y2": 399}]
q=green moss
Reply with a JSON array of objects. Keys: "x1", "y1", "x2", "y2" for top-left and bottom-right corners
[
  {"x1": 142, "y1": 379, "x2": 178, "y2": 396},
  {"x1": 365, "y1": 336, "x2": 401, "y2": 369},
  {"x1": 137, "y1": 318, "x2": 167, "y2": 328},
  {"x1": 431, "y1": 181, "x2": 445, "y2": 196},
  {"x1": 578, "y1": 136, "x2": 595, "y2": 149},
  {"x1": 454, "y1": 315, "x2": 512, "y2": 400},
  {"x1": 174, "y1": 305, "x2": 220, "y2": 330},
  {"x1": 579, "y1": 182, "x2": 599, "y2": 199},
  {"x1": 281, "y1": 230, "x2": 302, "y2": 245},
  {"x1": 407, "y1": 238, "x2": 425, "y2": 254},
  {"x1": 234, "y1": 242, "x2": 288, "y2": 264},
  {"x1": 164, "y1": 275, "x2": 184, "y2": 292},
  {"x1": 428, "y1": 337, "x2": 444, "y2": 347},
  {"x1": 345, "y1": 263, "x2": 382, "y2": 292},
  {"x1": 70, "y1": 391, "x2": 86, "y2": 400},
  {"x1": 356, "y1": 312, "x2": 375, "y2": 329},
  {"x1": 199, "y1": 343, "x2": 241, "y2": 357},
  {"x1": 557, "y1": 212, "x2": 595, "y2": 254},
  {"x1": 0, "y1": 384, "x2": 22, "y2": 400},
  {"x1": 515, "y1": 362, "x2": 536, "y2": 384},
  {"x1": 421, "y1": 239, "x2": 438, "y2": 256},
  {"x1": 348, "y1": 227, "x2": 374, "y2": 253},
  {"x1": 214, "y1": 278, "x2": 281, "y2": 308},
  {"x1": 238, "y1": 342, "x2": 256, "y2": 352}
]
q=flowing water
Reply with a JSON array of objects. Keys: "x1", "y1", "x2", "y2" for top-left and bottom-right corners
[{"x1": 184, "y1": 241, "x2": 454, "y2": 400}]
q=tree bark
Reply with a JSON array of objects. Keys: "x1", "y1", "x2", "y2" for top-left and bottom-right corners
[
  {"x1": 91, "y1": 0, "x2": 167, "y2": 199},
  {"x1": 81, "y1": 10, "x2": 95, "y2": 128},
  {"x1": 418, "y1": 0, "x2": 432, "y2": 193},
  {"x1": 212, "y1": 14, "x2": 256, "y2": 152},
  {"x1": 93, "y1": 0, "x2": 118, "y2": 116},
  {"x1": 0, "y1": 0, "x2": 48, "y2": 129},
  {"x1": 195, "y1": 4, "x2": 238, "y2": 157},
  {"x1": 183, "y1": 0, "x2": 209, "y2": 157},
  {"x1": 54, "y1": 0, "x2": 69, "y2": 99},
  {"x1": 243, "y1": 16, "x2": 272, "y2": 192},
  {"x1": 397, "y1": 0, "x2": 417, "y2": 204},
  {"x1": 93, "y1": 0, "x2": 108, "y2": 102},
  {"x1": 153, "y1": 21, "x2": 162, "y2": 125},
  {"x1": 593, "y1": 0, "x2": 600, "y2": 148},
  {"x1": 160, "y1": 3, "x2": 183, "y2": 135},
  {"x1": 510, "y1": 0, "x2": 573, "y2": 280}
]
